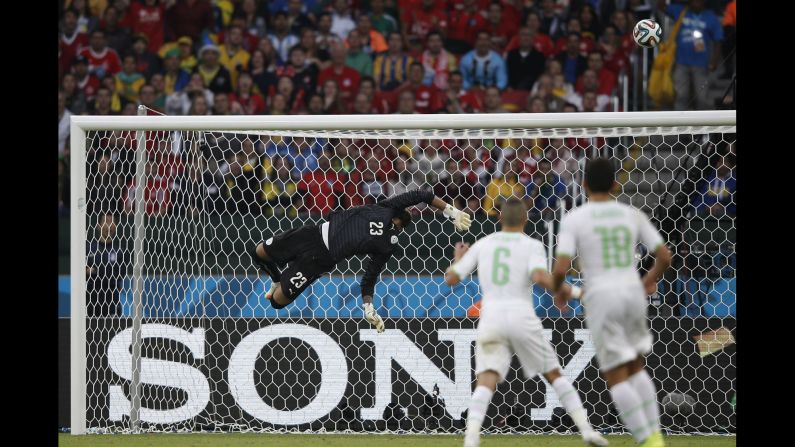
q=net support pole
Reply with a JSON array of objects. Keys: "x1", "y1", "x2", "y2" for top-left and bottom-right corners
[
  {"x1": 130, "y1": 105, "x2": 147, "y2": 432},
  {"x1": 70, "y1": 121, "x2": 87, "y2": 435}
]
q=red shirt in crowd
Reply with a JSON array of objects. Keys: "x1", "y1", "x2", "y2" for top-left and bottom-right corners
[
  {"x1": 77, "y1": 74, "x2": 101, "y2": 101},
  {"x1": 447, "y1": 8, "x2": 487, "y2": 46},
  {"x1": 298, "y1": 170, "x2": 344, "y2": 215},
  {"x1": 165, "y1": 0, "x2": 214, "y2": 41},
  {"x1": 397, "y1": 84, "x2": 443, "y2": 114},
  {"x1": 317, "y1": 66, "x2": 361, "y2": 103},
  {"x1": 504, "y1": 33, "x2": 555, "y2": 58},
  {"x1": 401, "y1": 2, "x2": 448, "y2": 40},
  {"x1": 229, "y1": 92, "x2": 267, "y2": 114},
  {"x1": 126, "y1": 2, "x2": 165, "y2": 52},
  {"x1": 60, "y1": 31, "x2": 89, "y2": 75},
  {"x1": 79, "y1": 47, "x2": 122, "y2": 78},
  {"x1": 575, "y1": 67, "x2": 618, "y2": 95},
  {"x1": 553, "y1": 36, "x2": 596, "y2": 56}
]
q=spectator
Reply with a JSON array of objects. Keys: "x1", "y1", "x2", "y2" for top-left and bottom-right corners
[
  {"x1": 505, "y1": 11, "x2": 555, "y2": 57},
  {"x1": 286, "y1": 0, "x2": 312, "y2": 35},
  {"x1": 298, "y1": 149, "x2": 344, "y2": 216},
  {"x1": 320, "y1": 79, "x2": 349, "y2": 114},
  {"x1": 130, "y1": 34, "x2": 161, "y2": 80},
  {"x1": 346, "y1": 30, "x2": 374, "y2": 77},
  {"x1": 352, "y1": 92, "x2": 378, "y2": 114},
  {"x1": 315, "y1": 12, "x2": 342, "y2": 53},
  {"x1": 318, "y1": 43, "x2": 361, "y2": 105},
  {"x1": 421, "y1": 31, "x2": 457, "y2": 90},
  {"x1": 459, "y1": 32, "x2": 508, "y2": 91},
  {"x1": 161, "y1": 48, "x2": 191, "y2": 95},
  {"x1": 465, "y1": 196, "x2": 486, "y2": 220},
  {"x1": 545, "y1": 140, "x2": 578, "y2": 185},
  {"x1": 124, "y1": 158, "x2": 172, "y2": 216},
  {"x1": 575, "y1": 52, "x2": 617, "y2": 95},
  {"x1": 694, "y1": 157, "x2": 736, "y2": 218},
  {"x1": 86, "y1": 213, "x2": 126, "y2": 317},
  {"x1": 447, "y1": 0, "x2": 487, "y2": 54},
  {"x1": 598, "y1": 25, "x2": 630, "y2": 75},
  {"x1": 397, "y1": 62, "x2": 442, "y2": 113},
  {"x1": 299, "y1": 28, "x2": 331, "y2": 70},
  {"x1": 149, "y1": 73, "x2": 167, "y2": 110},
  {"x1": 72, "y1": 56, "x2": 101, "y2": 104},
  {"x1": 212, "y1": 92, "x2": 240, "y2": 115},
  {"x1": 219, "y1": 25, "x2": 252, "y2": 90},
  {"x1": 62, "y1": 73, "x2": 88, "y2": 116},
  {"x1": 369, "y1": 0, "x2": 399, "y2": 37},
  {"x1": 80, "y1": 29, "x2": 123, "y2": 79},
  {"x1": 525, "y1": 95, "x2": 548, "y2": 113},
  {"x1": 396, "y1": 90, "x2": 418, "y2": 114},
  {"x1": 721, "y1": 0, "x2": 736, "y2": 79},
  {"x1": 538, "y1": 0, "x2": 564, "y2": 38},
  {"x1": 219, "y1": 14, "x2": 260, "y2": 52},
  {"x1": 262, "y1": 155, "x2": 301, "y2": 218},
  {"x1": 230, "y1": 72, "x2": 267, "y2": 114},
  {"x1": 100, "y1": 75, "x2": 125, "y2": 114},
  {"x1": 554, "y1": 33, "x2": 588, "y2": 84},
  {"x1": 269, "y1": 92, "x2": 289, "y2": 115},
  {"x1": 138, "y1": 83, "x2": 160, "y2": 112},
  {"x1": 360, "y1": 157, "x2": 388, "y2": 204},
  {"x1": 388, "y1": 155, "x2": 418, "y2": 197},
  {"x1": 195, "y1": 44, "x2": 233, "y2": 94},
  {"x1": 552, "y1": 73, "x2": 574, "y2": 100},
  {"x1": 282, "y1": 46, "x2": 319, "y2": 99},
  {"x1": 176, "y1": 36, "x2": 198, "y2": 72},
  {"x1": 506, "y1": 27, "x2": 546, "y2": 90},
  {"x1": 101, "y1": 6, "x2": 131, "y2": 56},
  {"x1": 356, "y1": 14, "x2": 389, "y2": 55},
  {"x1": 126, "y1": 0, "x2": 166, "y2": 52},
  {"x1": 483, "y1": 86, "x2": 508, "y2": 113},
  {"x1": 444, "y1": 70, "x2": 483, "y2": 113},
  {"x1": 115, "y1": 54, "x2": 146, "y2": 103},
  {"x1": 526, "y1": 158, "x2": 566, "y2": 221},
  {"x1": 567, "y1": 69, "x2": 611, "y2": 111},
  {"x1": 165, "y1": 0, "x2": 214, "y2": 42},
  {"x1": 434, "y1": 160, "x2": 475, "y2": 209},
  {"x1": 305, "y1": 93, "x2": 325, "y2": 114},
  {"x1": 291, "y1": 137, "x2": 323, "y2": 175},
  {"x1": 70, "y1": 0, "x2": 100, "y2": 34},
  {"x1": 223, "y1": 150, "x2": 263, "y2": 215},
  {"x1": 166, "y1": 73, "x2": 214, "y2": 115},
  {"x1": 374, "y1": 32, "x2": 415, "y2": 91},
  {"x1": 248, "y1": 49, "x2": 279, "y2": 97},
  {"x1": 330, "y1": 0, "x2": 356, "y2": 40},
  {"x1": 659, "y1": 0, "x2": 723, "y2": 110},
  {"x1": 553, "y1": 18, "x2": 596, "y2": 57},
  {"x1": 92, "y1": 87, "x2": 116, "y2": 115},
  {"x1": 401, "y1": 0, "x2": 446, "y2": 44},
  {"x1": 60, "y1": 9, "x2": 90, "y2": 76},
  {"x1": 359, "y1": 76, "x2": 391, "y2": 113},
  {"x1": 239, "y1": 0, "x2": 268, "y2": 38},
  {"x1": 484, "y1": 171, "x2": 524, "y2": 217},
  {"x1": 484, "y1": 2, "x2": 517, "y2": 54},
  {"x1": 578, "y1": 4, "x2": 602, "y2": 41},
  {"x1": 59, "y1": 91, "x2": 72, "y2": 156},
  {"x1": 269, "y1": 11, "x2": 300, "y2": 63}
]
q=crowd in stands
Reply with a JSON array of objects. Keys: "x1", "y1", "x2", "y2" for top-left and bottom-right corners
[{"x1": 58, "y1": 0, "x2": 735, "y2": 220}]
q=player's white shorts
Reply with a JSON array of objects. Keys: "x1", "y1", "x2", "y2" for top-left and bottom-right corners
[
  {"x1": 475, "y1": 303, "x2": 560, "y2": 382},
  {"x1": 584, "y1": 282, "x2": 653, "y2": 372}
]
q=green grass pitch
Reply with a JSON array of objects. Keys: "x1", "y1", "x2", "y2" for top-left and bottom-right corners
[{"x1": 58, "y1": 433, "x2": 736, "y2": 447}]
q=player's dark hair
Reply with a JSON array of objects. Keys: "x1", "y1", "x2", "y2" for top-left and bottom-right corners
[
  {"x1": 394, "y1": 209, "x2": 412, "y2": 228},
  {"x1": 584, "y1": 157, "x2": 616, "y2": 193},
  {"x1": 501, "y1": 197, "x2": 527, "y2": 227}
]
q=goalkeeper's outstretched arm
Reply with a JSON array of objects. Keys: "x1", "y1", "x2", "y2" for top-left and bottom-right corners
[{"x1": 379, "y1": 190, "x2": 472, "y2": 232}]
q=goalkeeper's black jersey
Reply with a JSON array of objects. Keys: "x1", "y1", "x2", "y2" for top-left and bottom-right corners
[{"x1": 326, "y1": 189, "x2": 434, "y2": 297}]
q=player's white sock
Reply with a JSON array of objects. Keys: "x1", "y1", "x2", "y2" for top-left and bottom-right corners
[
  {"x1": 628, "y1": 370, "x2": 661, "y2": 436},
  {"x1": 551, "y1": 377, "x2": 595, "y2": 435},
  {"x1": 610, "y1": 381, "x2": 651, "y2": 443},
  {"x1": 465, "y1": 386, "x2": 494, "y2": 439}
]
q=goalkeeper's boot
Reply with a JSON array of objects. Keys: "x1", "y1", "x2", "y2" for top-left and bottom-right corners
[
  {"x1": 251, "y1": 245, "x2": 282, "y2": 284},
  {"x1": 640, "y1": 431, "x2": 665, "y2": 447},
  {"x1": 582, "y1": 430, "x2": 609, "y2": 446}
]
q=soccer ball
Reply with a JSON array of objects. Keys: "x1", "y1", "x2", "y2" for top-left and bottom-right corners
[{"x1": 633, "y1": 20, "x2": 662, "y2": 48}]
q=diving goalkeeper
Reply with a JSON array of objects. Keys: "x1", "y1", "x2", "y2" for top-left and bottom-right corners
[{"x1": 251, "y1": 189, "x2": 472, "y2": 332}]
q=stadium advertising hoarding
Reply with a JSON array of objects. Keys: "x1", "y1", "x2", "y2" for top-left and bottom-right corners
[{"x1": 60, "y1": 317, "x2": 735, "y2": 432}]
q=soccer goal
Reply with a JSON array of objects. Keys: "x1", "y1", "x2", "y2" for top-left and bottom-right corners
[{"x1": 69, "y1": 110, "x2": 736, "y2": 435}]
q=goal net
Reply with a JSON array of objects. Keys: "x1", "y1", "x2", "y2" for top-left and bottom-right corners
[{"x1": 70, "y1": 112, "x2": 736, "y2": 435}]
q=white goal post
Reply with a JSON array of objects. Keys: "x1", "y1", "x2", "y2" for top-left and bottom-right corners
[{"x1": 70, "y1": 110, "x2": 736, "y2": 435}]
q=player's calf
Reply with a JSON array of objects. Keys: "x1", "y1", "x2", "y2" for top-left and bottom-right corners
[{"x1": 543, "y1": 369, "x2": 608, "y2": 446}]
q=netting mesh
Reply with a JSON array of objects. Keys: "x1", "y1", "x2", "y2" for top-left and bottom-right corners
[{"x1": 81, "y1": 125, "x2": 736, "y2": 434}]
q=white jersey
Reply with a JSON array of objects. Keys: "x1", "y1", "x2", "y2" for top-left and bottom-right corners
[
  {"x1": 450, "y1": 231, "x2": 547, "y2": 308},
  {"x1": 556, "y1": 201, "x2": 665, "y2": 289}
]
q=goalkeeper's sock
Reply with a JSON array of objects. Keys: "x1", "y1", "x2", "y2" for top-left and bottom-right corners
[
  {"x1": 610, "y1": 381, "x2": 652, "y2": 443},
  {"x1": 465, "y1": 386, "x2": 494, "y2": 439},
  {"x1": 628, "y1": 370, "x2": 661, "y2": 436},
  {"x1": 551, "y1": 376, "x2": 595, "y2": 435}
]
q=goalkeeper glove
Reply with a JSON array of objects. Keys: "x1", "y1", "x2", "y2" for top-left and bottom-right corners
[
  {"x1": 443, "y1": 204, "x2": 472, "y2": 232},
  {"x1": 363, "y1": 302, "x2": 385, "y2": 333}
]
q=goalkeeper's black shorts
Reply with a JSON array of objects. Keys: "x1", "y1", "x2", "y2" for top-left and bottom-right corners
[{"x1": 263, "y1": 224, "x2": 336, "y2": 302}]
